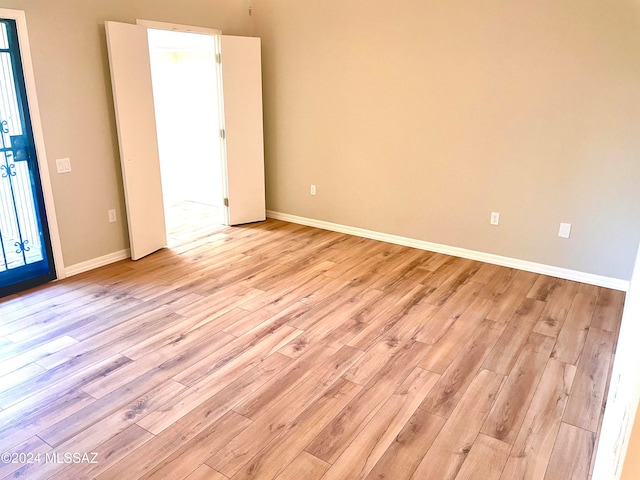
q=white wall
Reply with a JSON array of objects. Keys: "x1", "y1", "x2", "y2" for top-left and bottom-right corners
[{"x1": 594, "y1": 240, "x2": 640, "y2": 479}]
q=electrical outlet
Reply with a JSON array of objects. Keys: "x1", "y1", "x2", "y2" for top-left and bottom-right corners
[
  {"x1": 490, "y1": 212, "x2": 500, "y2": 226},
  {"x1": 108, "y1": 209, "x2": 117, "y2": 223},
  {"x1": 310, "y1": 184, "x2": 317, "y2": 196},
  {"x1": 558, "y1": 222, "x2": 571, "y2": 238}
]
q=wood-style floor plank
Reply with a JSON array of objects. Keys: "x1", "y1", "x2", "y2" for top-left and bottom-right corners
[
  {"x1": 500, "y1": 359, "x2": 576, "y2": 480},
  {"x1": 553, "y1": 292, "x2": 597, "y2": 365},
  {"x1": 304, "y1": 340, "x2": 431, "y2": 464},
  {"x1": 39, "y1": 378, "x2": 186, "y2": 449},
  {"x1": 137, "y1": 351, "x2": 291, "y2": 436},
  {"x1": 50, "y1": 424, "x2": 154, "y2": 480},
  {"x1": 95, "y1": 355, "x2": 285, "y2": 480},
  {"x1": 231, "y1": 344, "x2": 345, "y2": 419},
  {"x1": 591, "y1": 288, "x2": 624, "y2": 333},
  {"x1": 543, "y1": 422, "x2": 595, "y2": 480},
  {"x1": 273, "y1": 452, "x2": 329, "y2": 480},
  {"x1": 139, "y1": 411, "x2": 252, "y2": 480},
  {"x1": 0, "y1": 362, "x2": 46, "y2": 395},
  {"x1": 532, "y1": 279, "x2": 580, "y2": 337},
  {"x1": 418, "y1": 296, "x2": 495, "y2": 374},
  {"x1": 486, "y1": 270, "x2": 539, "y2": 323},
  {"x1": 0, "y1": 208, "x2": 625, "y2": 480},
  {"x1": 219, "y1": 378, "x2": 362, "y2": 480},
  {"x1": 319, "y1": 368, "x2": 439, "y2": 480},
  {"x1": 411, "y1": 280, "x2": 484, "y2": 345},
  {"x1": 563, "y1": 327, "x2": 615, "y2": 432},
  {"x1": 184, "y1": 465, "x2": 227, "y2": 480},
  {"x1": 0, "y1": 358, "x2": 127, "y2": 452},
  {"x1": 481, "y1": 332, "x2": 555, "y2": 444},
  {"x1": 346, "y1": 284, "x2": 435, "y2": 351},
  {"x1": 420, "y1": 320, "x2": 504, "y2": 418},
  {"x1": 410, "y1": 369, "x2": 505, "y2": 480},
  {"x1": 483, "y1": 298, "x2": 546, "y2": 375},
  {"x1": 208, "y1": 346, "x2": 364, "y2": 476},
  {"x1": 364, "y1": 407, "x2": 446, "y2": 480},
  {"x1": 0, "y1": 436, "x2": 51, "y2": 479},
  {"x1": 454, "y1": 434, "x2": 511, "y2": 480},
  {"x1": 0, "y1": 335, "x2": 78, "y2": 377},
  {"x1": 477, "y1": 267, "x2": 517, "y2": 301}
]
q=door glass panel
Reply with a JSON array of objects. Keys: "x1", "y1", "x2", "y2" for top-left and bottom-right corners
[{"x1": 0, "y1": 19, "x2": 55, "y2": 297}]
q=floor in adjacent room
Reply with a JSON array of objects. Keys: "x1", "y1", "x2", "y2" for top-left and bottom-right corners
[
  {"x1": 0, "y1": 219, "x2": 624, "y2": 480},
  {"x1": 165, "y1": 201, "x2": 224, "y2": 248}
]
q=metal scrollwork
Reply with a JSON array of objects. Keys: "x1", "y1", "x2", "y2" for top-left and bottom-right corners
[
  {"x1": 1, "y1": 163, "x2": 15, "y2": 178},
  {"x1": 1, "y1": 114, "x2": 32, "y2": 267},
  {"x1": 14, "y1": 240, "x2": 30, "y2": 254}
]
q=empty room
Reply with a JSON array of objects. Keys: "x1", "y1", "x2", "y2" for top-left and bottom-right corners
[{"x1": 0, "y1": 1, "x2": 639, "y2": 480}]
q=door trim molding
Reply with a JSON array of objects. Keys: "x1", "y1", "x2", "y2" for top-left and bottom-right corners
[
  {"x1": 135, "y1": 19, "x2": 221, "y2": 35},
  {"x1": 0, "y1": 8, "x2": 66, "y2": 280}
]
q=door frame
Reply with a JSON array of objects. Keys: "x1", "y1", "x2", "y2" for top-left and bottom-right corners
[
  {"x1": 136, "y1": 19, "x2": 221, "y2": 36},
  {"x1": 107, "y1": 20, "x2": 266, "y2": 252},
  {"x1": 136, "y1": 19, "x2": 231, "y2": 226},
  {"x1": 0, "y1": 8, "x2": 65, "y2": 280}
]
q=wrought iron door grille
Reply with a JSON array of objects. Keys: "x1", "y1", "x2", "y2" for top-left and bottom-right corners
[{"x1": 0, "y1": 20, "x2": 47, "y2": 276}]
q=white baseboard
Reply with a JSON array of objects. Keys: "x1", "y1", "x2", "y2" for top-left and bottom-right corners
[
  {"x1": 64, "y1": 249, "x2": 131, "y2": 277},
  {"x1": 267, "y1": 210, "x2": 629, "y2": 292}
]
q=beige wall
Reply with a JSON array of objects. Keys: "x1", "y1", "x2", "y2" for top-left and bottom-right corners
[
  {"x1": 0, "y1": 0, "x2": 251, "y2": 266},
  {"x1": 253, "y1": 0, "x2": 640, "y2": 280},
  {"x1": 1, "y1": 0, "x2": 639, "y2": 279}
]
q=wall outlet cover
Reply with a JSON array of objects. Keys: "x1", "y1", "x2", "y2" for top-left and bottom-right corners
[{"x1": 559, "y1": 222, "x2": 571, "y2": 238}]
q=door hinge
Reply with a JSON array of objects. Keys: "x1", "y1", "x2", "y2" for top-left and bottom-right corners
[
  {"x1": 220, "y1": 129, "x2": 226, "y2": 139},
  {"x1": 216, "y1": 53, "x2": 222, "y2": 64},
  {"x1": 223, "y1": 198, "x2": 229, "y2": 207}
]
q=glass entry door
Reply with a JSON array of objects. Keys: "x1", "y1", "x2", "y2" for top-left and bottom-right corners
[{"x1": 0, "y1": 18, "x2": 55, "y2": 298}]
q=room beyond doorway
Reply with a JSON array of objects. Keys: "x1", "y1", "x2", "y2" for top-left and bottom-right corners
[
  {"x1": 147, "y1": 28, "x2": 225, "y2": 248},
  {"x1": 165, "y1": 201, "x2": 224, "y2": 247}
]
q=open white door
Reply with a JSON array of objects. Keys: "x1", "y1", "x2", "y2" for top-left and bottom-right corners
[
  {"x1": 220, "y1": 36, "x2": 266, "y2": 225},
  {"x1": 105, "y1": 21, "x2": 167, "y2": 260}
]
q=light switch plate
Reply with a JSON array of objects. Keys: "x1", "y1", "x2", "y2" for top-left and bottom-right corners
[{"x1": 56, "y1": 158, "x2": 71, "y2": 174}]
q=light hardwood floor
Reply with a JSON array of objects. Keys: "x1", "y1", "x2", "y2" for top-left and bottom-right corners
[
  {"x1": 0, "y1": 218, "x2": 624, "y2": 480},
  {"x1": 165, "y1": 201, "x2": 224, "y2": 247}
]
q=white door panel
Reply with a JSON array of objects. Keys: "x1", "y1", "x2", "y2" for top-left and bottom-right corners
[
  {"x1": 105, "y1": 21, "x2": 166, "y2": 260},
  {"x1": 220, "y1": 36, "x2": 266, "y2": 225}
]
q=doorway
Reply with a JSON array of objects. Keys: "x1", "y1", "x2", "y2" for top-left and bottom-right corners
[
  {"x1": 147, "y1": 29, "x2": 225, "y2": 248},
  {"x1": 106, "y1": 20, "x2": 266, "y2": 260},
  {"x1": 0, "y1": 18, "x2": 55, "y2": 297}
]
